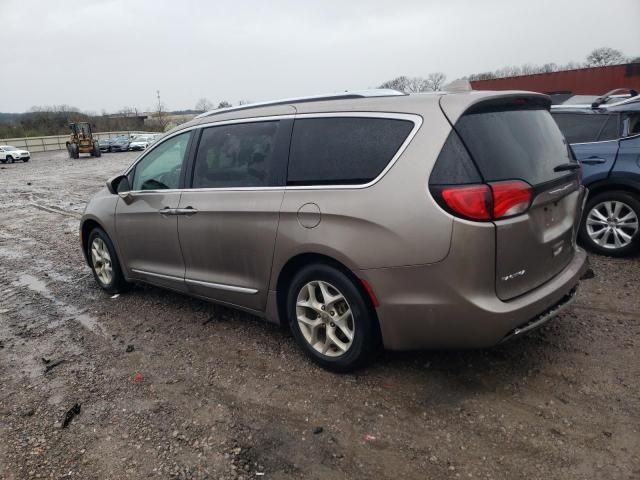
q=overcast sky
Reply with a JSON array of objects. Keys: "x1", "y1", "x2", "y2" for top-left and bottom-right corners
[{"x1": 1, "y1": 0, "x2": 638, "y2": 113}]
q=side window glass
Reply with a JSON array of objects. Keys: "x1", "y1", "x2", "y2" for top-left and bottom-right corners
[
  {"x1": 597, "y1": 115, "x2": 620, "y2": 141},
  {"x1": 624, "y1": 113, "x2": 640, "y2": 137},
  {"x1": 132, "y1": 131, "x2": 191, "y2": 191},
  {"x1": 552, "y1": 113, "x2": 607, "y2": 144},
  {"x1": 287, "y1": 117, "x2": 414, "y2": 185},
  {"x1": 192, "y1": 121, "x2": 281, "y2": 188}
]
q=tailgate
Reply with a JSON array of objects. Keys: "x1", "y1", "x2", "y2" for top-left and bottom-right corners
[{"x1": 444, "y1": 95, "x2": 585, "y2": 300}]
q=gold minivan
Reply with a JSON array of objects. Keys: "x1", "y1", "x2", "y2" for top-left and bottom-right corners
[{"x1": 81, "y1": 90, "x2": 587, "y2": 371}]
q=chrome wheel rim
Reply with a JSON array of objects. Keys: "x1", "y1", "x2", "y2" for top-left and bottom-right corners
[
  {"x1": 586, "y1": 200, "x2": 639, "y2": 250},
  {"x1": 90, "y1": 238, "x2": 113, "y2": 285},
  {"x1": 296, "y1": 280, "x2": 354, "y2": 357}
]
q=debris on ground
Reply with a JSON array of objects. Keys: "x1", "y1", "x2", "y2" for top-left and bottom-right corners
[
  {"x1": 61, "y1": 403, "x2": 81, "y2": 428},
  {"x1": 44, "y1": 359, "x2": 65, "y2": 373},
  {"x1": 125, "y1": 344, "x2": 134, "y2": 353}
]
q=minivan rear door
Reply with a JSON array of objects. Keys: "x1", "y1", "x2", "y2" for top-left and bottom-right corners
[{"x1": 441, "y1": 95, "x2": 585, "y2": 300}]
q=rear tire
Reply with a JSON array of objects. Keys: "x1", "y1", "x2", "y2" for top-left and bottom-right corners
[
  {"x1": 286, "y1": 263, "x2": 381, "y2": 372},
  {"x1": 579, "y1": 190, "x2": 640, "y2": 257},
  {"x1": 87, "y1": 228, "x2": 130, "y2": 294},
  {"x1": 5, "y1": 155, "x2": 13, "y2": 164}
]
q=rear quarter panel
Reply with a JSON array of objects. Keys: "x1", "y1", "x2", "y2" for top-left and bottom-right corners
[{"x1": 270, "y1": 105, "x2": 454, "y2": 288}]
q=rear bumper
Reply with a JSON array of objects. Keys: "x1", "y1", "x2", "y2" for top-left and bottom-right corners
[{"x1": 358, "y1": 247, "x2": 587, "y2": 351}]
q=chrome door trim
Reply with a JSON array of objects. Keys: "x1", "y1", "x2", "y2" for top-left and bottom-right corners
[
  {"x1": 185, "y1": 278, "x2": 258, "y2": 294},
  {"x1": 131, "y1": 269, "x2": 258, "y2": 294},
  {"x1": 131, "y1": 268, "x2": 184, "y2": 282},
  {"x1": 122, "y1": 111, "x2": 422, "y2": 192}
]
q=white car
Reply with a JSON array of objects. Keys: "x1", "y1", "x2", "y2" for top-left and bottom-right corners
[
  {"x1": 0, "y1": 145, "x2": 30, "y2": 163},
  {"x1": 128, "y1": 137, "x2": 152, "y2": 151}
]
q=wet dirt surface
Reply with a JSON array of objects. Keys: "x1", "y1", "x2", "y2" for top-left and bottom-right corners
[{"x1": 0, "y1": 150, "x2": 639, "y2": 479}]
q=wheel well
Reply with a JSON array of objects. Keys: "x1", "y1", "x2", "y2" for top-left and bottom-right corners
[
  {"x1": 80, "y1": 220, "x2": 102, "y2": 263},
  {"x1": 275, "y1": 253, "x2": 381, "y2": 334},
  {"x1": 587, "y1": 182, "x2": 639, "y2": 201}
]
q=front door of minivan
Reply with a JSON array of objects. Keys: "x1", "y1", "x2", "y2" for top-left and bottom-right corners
[
  {"x1": 115, "y1": 131, "x2": 193, "y2": 292},
  {"x1": 177, "y1": 119, "x2": 292, "y2": 311}
]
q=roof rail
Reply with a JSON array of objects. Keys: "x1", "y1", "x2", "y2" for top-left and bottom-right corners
[
  {"x1": 591, "y1": 88, "x2": 639, "y2": 108},
  {"x1": 194, "y1": 89, "x2": 406, "y2": 119}
]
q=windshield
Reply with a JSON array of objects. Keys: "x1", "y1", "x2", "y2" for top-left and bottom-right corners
[{"x1": 3, "y1": 146, "x2": 17, "y2": 151}]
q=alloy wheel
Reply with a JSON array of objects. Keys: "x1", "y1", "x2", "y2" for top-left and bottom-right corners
[
  {"x1": 586, "y1": 200, "x2": 639, "y2": 250},
  {"x1": 296, "y1": 280, "x2": 355, "y2": 357},
  {"x1": 90, "y1": 237, "x2": 113, "y2": 285}
]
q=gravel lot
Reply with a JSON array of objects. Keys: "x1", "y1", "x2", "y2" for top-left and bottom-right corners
[{"x1": 0, "y1": 150, "x2": 639, "y2": 480}]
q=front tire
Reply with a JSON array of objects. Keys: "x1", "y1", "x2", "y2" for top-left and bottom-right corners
[
  {"x1": 87, "y1": 228, "x2": 130, "y2": 294},
  {"x1": 579, "y1": 190, "x2": 640, "y2": 257},
  {"x1": 286, "y1": 263, "x2": 381, "y2": 372}
]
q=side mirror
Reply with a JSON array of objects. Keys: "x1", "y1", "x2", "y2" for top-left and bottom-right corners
[{"x1": 106, "y1": 175, "x2": 133, "y2": 204}]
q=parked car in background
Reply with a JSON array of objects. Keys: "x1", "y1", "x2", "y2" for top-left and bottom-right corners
[
  {"x1": 0, "y1": 145, "x2": 30, "y2": 163},
  {"x1": 80, "y1": 90, "x2": 587, "y2": 371},
  {"x1": 552, "y1": 94, "x2": 640, "y2": 256},
  {"x1": 98, "y1": 138, "x2": 114, "y2": 153},
  {"x1": 129, "y1": 136, "x2": 153, "y2": 151},
  {"x1": 110, "y1": 136, "x2": 130, "y2": 152}
]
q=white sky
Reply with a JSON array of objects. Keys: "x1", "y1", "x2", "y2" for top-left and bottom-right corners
[{"x1": 1, "y1": 0, "x2": 638, "y2": 113}]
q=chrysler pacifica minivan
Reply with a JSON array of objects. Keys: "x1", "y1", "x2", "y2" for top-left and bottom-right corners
[{"x1": 81, "y1": 89, "x2": 587, "y2": 371}]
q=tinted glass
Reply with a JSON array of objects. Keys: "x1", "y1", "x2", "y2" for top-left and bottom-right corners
[
  {"x1": 597, "y1": 115, "x2": 620, "y2": 141},
  {"x1": 456, "y1": 109, "x2": 575, "y2": 185},
  {"x1": 288, "y1": 117, "x2": 414, "y2": 185},
  {"x1": 552, "y1": 112, "x2": 608, "y2": 143},
  {"x1": 192, "y1": 121, "x2": 281, "y2": 188},
  {"x1": 132, "y1": 131, "x2": 191, "y2": 190},
  {"x1": 429, "y1": 130, "x2": 482, "y2": 185}
]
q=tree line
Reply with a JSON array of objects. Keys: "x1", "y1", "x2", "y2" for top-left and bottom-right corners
[{"x1": 378, "y1": 47, "x2": 638, "y2": 92}]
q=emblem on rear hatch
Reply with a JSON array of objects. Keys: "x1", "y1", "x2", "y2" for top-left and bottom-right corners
[{"x1": 501, "y1": 269, "x2": 526, "y2": 281}]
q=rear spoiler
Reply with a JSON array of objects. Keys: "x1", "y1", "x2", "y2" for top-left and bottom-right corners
[{"x1": 439, "y1": 91, "x2": 551, "y2": 125}]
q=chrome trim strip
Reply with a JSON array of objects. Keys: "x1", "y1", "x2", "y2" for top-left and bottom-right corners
[
  {"x1": 131, "y1": 269, "x2": 259, "y2": 294},
  {"x1": 131, "y1": 269, "x2": 183, "y2": 282},
  {"x1": 185, "y1": 278, "x2": 258, "y2": 294},
  {"x1": 123, "y1": 112, "x2": 422, "y2": 192}
]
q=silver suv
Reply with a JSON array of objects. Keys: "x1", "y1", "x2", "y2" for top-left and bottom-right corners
[{"x1": 81, "y1": 89, "x2": 588, "y2": 371}]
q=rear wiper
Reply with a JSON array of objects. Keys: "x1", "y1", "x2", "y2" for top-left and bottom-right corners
[{"x1": 554, "y1": 163, "x2": 581, "y2": 172}]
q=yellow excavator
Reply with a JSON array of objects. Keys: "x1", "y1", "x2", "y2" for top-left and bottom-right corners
[{"x1": 66, "y1": 122, "x2": 101, "y2": 159}]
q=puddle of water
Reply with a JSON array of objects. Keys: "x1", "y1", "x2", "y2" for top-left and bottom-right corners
[
  {"x1": 0, "y1": 246, "x2": 25, "y2": 260},
  {"x1": 14, "y1": 273, "x2": 51, "y2": 297},
  {"x1": 11, "y1": 272, "x2": 107, "y2": 338}
]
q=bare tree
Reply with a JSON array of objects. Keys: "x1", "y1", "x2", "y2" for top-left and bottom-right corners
[
  {"x1": 217, "y1": 100, "x2": 232, "y2": 109},
  {"x1": 237, "y1": 99, "x2": 252, "y2": 106},
  {"x1": 379, "y1": 76, "x2": 429, "y2": 93},
  {"x1": 425, "y1": 72, "x2": 447, "y2": 91},
  {"x1": 586, "y1": 47, "x2": 627, "y2": 67},
  {"x1": 195, "y1": 98, "x2": 214, "y2": 112}
]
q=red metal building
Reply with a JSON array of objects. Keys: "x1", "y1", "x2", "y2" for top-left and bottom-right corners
[{"x1": 470, "y1": 63, "x2": 640, "y2": 95}]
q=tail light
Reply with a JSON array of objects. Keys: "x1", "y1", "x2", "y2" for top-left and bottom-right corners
[{"x1": 437, "y1": 180, "x2": 532, "y2": 221}]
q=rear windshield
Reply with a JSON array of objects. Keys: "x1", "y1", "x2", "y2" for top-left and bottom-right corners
[{"x1": 455, "y1": 108, "x2": 575, "y2": 186}]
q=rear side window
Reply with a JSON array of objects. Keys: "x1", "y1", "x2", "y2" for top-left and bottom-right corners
[
  {"x1": 456, "y1": 109, "x2": 575, "y2": 186},
  {"x1": 192, "y1": 121, "x2": 283, "y2": 188},
  {"x1": 287, "y1": 117, "x2": 414, "y2": 185},
  {"x1": 429, "y1": 131, "x2": 481, "y2": 185},
  {"x1": 552, "y1": 112, "x2": 608, "y2": 143},
  {"x1": 597, "y1": 115, "x2": 620, "y2": 141}
]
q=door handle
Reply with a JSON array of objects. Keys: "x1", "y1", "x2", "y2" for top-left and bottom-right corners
[
  {"x1": 175, "y1": 207, "x2": 199, "y2": 216},
  {"x1": 158, "y1": 207, "x2": 177, "y2": 216},
  {"x1": 580, "y1": 157, "x2": 606, "y2": 165}
]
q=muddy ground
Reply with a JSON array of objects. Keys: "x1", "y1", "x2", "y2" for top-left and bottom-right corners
[{"x1": 0, "y1": 150, "x2": 638, "y2": 480}]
